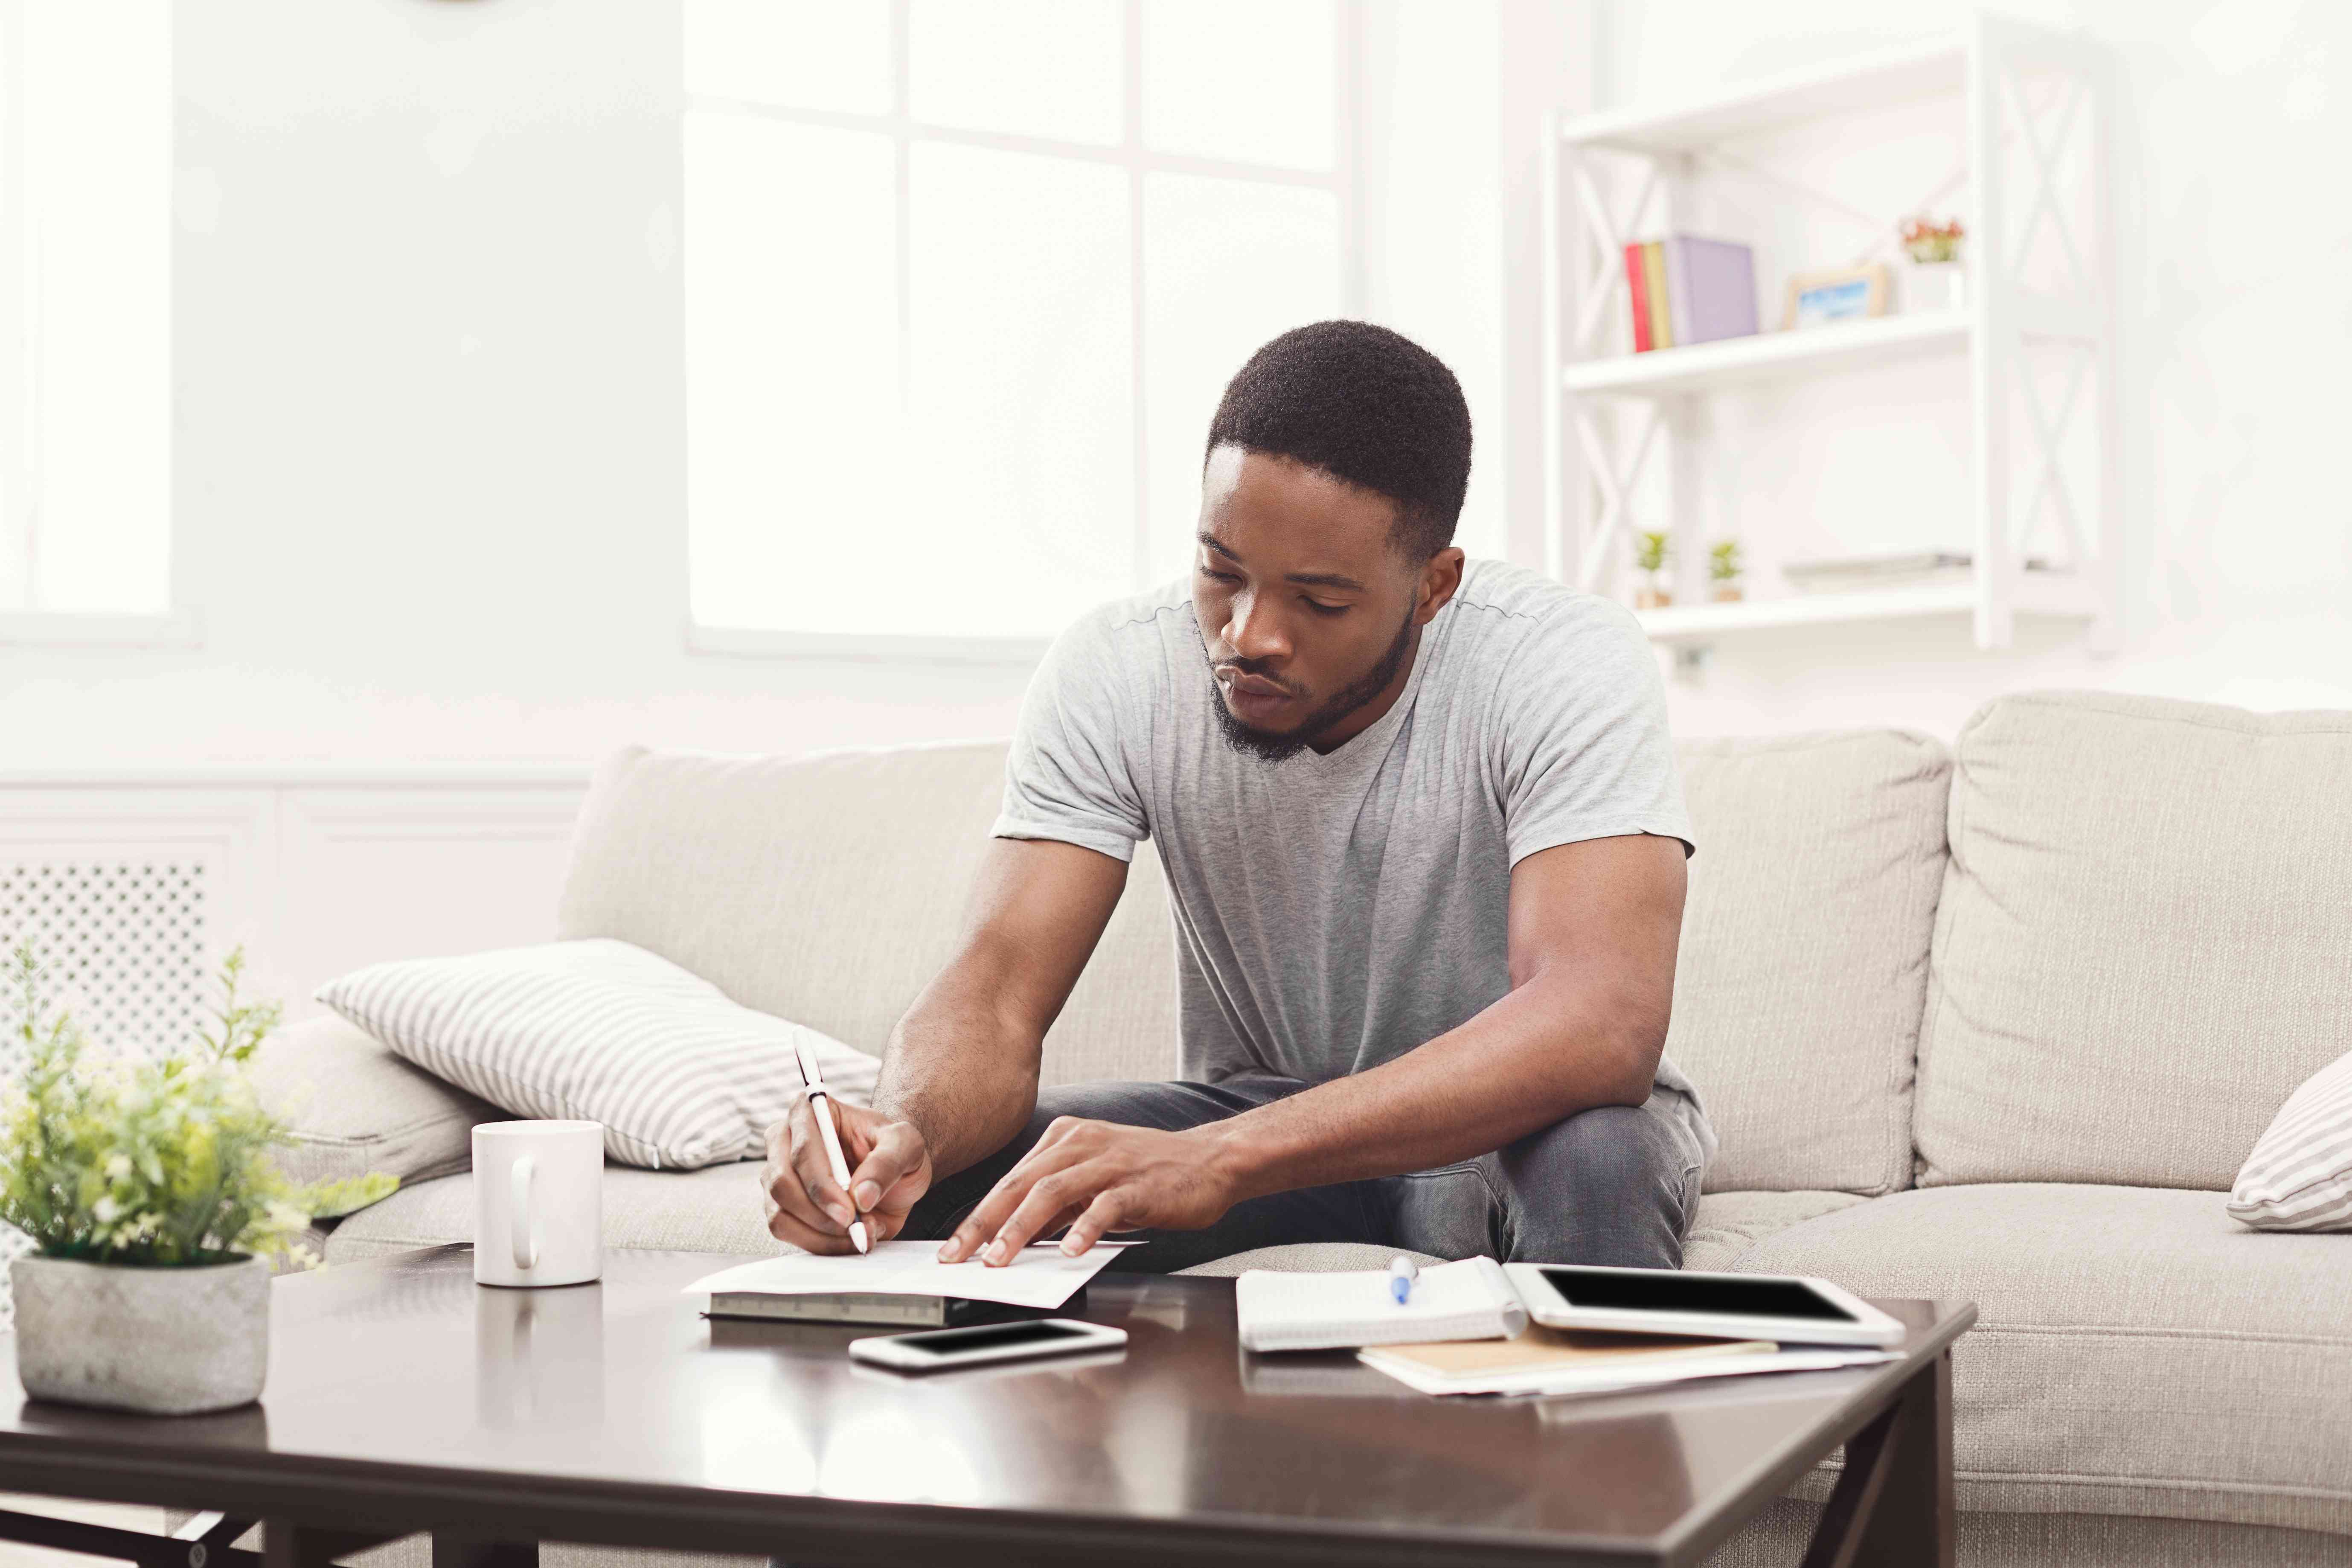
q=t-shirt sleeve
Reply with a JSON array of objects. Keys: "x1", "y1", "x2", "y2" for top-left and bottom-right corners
[
  {"x1": 1494, "y1": 599, "x2": 1695, "y2": 865},
  {"x1": 990, "y1": 612, "x2": 1149, "y2": 863}
]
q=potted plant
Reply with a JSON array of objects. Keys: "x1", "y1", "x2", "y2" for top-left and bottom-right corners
[
  {"x1": 1633, "y1": 531, "x2": 1673, "y2": 609},
  {"x1": 1898, "y1": 215, "x2": 1966, "y2": 313},
  {"x1": 1709, "y1": 539, "x2": 1745, "y2": 602},
  {"x1": 0, "y1": 945, "x2": 394, "y2": 1414}
]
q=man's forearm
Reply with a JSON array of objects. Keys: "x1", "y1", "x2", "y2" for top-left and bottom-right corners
[
  {"x1": 1197, "y1": 969, "x2": 1664, "y2": 1204},
  {"x1": 872, "y1": 969, "x2": 1044, "y2": 1179},
  {"x1": 864, "y1": 837, "x2": 1129, "y2": 1181}
]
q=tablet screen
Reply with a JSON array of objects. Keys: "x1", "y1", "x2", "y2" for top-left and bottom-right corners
[{"x1": 1537, "y1": 1267, "x2": 1858, "y2": 1322}]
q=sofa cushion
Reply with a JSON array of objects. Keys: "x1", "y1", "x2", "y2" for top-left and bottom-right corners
[
  {"x1": 253, "y1": 1012, "x2": 500, "y2": 1190},
  {"x1": 1917, "y1": 692, "x2": 2352, "y2": 1189},
  {"x1": 323, "y1": 1161, "x2": 782, "y2": 1264},
  {"x1": 326, "y1": 1179, "x2": 1840, "y2": 1279},
  {"x1": 1680, "y1": 1189, "x2": 1869, "y2": 1272},
  {"x1": 555, "y1": 744, "x2": 1179, "y2": 1091},
  {"x1": 1733, "y1": 1182, "x2": 2352, "y2": 1536},
  {"x1": 1669, "y1": 730, "x2": 1950, "y2": 1195},
  {"x1": 1706, "y1": 1500, "x2": 2352, "y2": 1568},
  {"x1": 324, "y1": 1175, "x2": 1445, "y2": 1280}
]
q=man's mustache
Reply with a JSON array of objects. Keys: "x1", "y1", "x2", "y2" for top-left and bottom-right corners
[{"x1": 1212, "y1": 658, "x2": 1299, "y2": 694}]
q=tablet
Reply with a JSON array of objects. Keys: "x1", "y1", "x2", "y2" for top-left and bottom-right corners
[{"x1": 1503, "y1": 1263, "x2": 1905, "y2": 1349}]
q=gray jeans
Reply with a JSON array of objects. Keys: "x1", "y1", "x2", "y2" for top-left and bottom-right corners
[{"x1": 900, "y1": 1075, "x2": 1713, "y2": 1273}]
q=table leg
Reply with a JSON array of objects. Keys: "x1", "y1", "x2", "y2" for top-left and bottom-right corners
[
  {"x1": 430, "y1": 1535, "x2": 538, "y2": 1568},
  {"x1": 1800, "y1": 1349, "x2": 1956, "y2": 1568}
]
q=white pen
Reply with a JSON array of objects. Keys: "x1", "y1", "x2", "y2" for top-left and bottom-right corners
[
  {"x1": 793, "y1": 1039, "x2": 870, "y2": 1254},
  {"x1": 1388, "y1": 1254, "x2": 1418, "y2": 1305}
]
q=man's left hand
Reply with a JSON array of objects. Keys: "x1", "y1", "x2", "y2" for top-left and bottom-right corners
[{"x1": 936, "y1": 1117, "x2": 1239, "y2": 1265}]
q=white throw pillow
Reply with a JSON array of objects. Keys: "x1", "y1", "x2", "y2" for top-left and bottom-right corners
[
  {"x1": 2228, "y1": 1048, "x2": 2352, "y2": 1231},
  {"x1": 316, "y1": 939, "x2": 881, "y2": 1171}
]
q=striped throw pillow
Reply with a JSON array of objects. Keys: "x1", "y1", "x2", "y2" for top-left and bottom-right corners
[
  {"x1": 317, "y1": 939, "x2": 881, "y2": 1171},
  {"x1": 2228, "y1": 1049, "x2": 2352, "y2": 1231}
]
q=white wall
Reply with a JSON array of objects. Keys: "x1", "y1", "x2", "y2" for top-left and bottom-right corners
[
  {"x1": 0, "y1": 0, "x2": 1044, "y2": 772},
  {"x1": 3, "y1": 0, "x2": 2340, "y2": 772},
  {"x1": 1596, "y1": 0, "x2": 2352, "y2": 738},
  {"x1": 0, "y1": 0, "x2": 1545, "y2": 773}
]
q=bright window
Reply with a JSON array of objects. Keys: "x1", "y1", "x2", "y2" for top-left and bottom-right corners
[
  {"x1": 684, "y1": 0, "x2": 1354, "y2": 649},
  {"x1": 0, "y1": 1, "x2": 173, "y2": 617}
]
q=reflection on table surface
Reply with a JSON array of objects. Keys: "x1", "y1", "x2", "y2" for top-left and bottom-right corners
[{"x1": 0, "y1": 1244, "x2": 1961, "y2": 1546}]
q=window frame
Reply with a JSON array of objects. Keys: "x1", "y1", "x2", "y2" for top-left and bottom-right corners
[
  {"x1": 681, "y1": 0, "x2": 1366, "y2": 664},
  {"x1": 0, "y1": 0, "x2": 186, "y2": 647}
]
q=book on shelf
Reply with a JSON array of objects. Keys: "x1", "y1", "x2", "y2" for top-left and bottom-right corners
[
  {"x1": 1624, "y1": 244, "x2": 1654, "y2": 352},
  {"x1": 1641, "y1": 242, "x2": 1675, "y2": 349},
  {"x1": 1622, "y1": 236, "x2": 1759, "y2": 354}
]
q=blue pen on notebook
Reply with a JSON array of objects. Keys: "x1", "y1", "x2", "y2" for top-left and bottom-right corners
[{"x1": 1388, "y1": 1255, "x2": 1419, "y2": 1305}]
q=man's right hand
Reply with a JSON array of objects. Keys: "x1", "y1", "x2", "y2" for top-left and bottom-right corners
[{"x1": 762, "y1": 1098, "x2": 935, "y2": 1254}]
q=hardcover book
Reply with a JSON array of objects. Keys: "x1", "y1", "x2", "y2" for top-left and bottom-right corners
[
  {"x1": 1623, "y1": 242, "x2": 1654, "y2": 352},
  {"x1": 1663, "y1": 236, "x2": 1759, "y2": 346}
]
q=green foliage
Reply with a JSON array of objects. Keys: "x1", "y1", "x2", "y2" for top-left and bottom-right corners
[
  {"x1": 0, "y1": 944, "x2": 397, "y2": 1268},
  {"x1": 1634, "y1": 530, "x2": 1672, "y2": 575},
  {"x1": 1709, "y1": 539, "x2": 1744, "y2": 583}
]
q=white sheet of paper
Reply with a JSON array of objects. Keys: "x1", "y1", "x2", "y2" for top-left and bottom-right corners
[{"x1": 685, "y1": 1241, "x2": 1138, "y2": 1311}]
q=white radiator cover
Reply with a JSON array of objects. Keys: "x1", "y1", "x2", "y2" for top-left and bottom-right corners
[{"x1": 0, "y1": 858, "x2": 213, "y2": 1066}]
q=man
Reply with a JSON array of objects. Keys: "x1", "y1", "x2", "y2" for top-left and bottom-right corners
[{"x1": 765, "y1": 320, "x2": 1713, "y2": 1274}]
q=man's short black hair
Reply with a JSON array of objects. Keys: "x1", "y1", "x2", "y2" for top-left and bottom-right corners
[{"x1": 1203, "y1": 319, "x2": 1473, "y2": 561}]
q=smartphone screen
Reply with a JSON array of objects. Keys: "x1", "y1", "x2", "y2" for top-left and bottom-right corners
[
  {"x1": 1538, "y1": 1267, "x2": 1859, "y2": 1322},
  {"x1": 896, "y1": 1321, "x2": 1098, "y2": 1358}
]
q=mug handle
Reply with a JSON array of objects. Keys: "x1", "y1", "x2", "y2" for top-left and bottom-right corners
[{"x1": 510, "y1": 1154, "x2": 538, "y2": 1271}]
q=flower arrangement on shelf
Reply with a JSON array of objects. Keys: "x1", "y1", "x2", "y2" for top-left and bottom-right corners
[
  {"x1": 1900, "y1": 215, "x2": 1965, "y2": 264},
  {"x1": 1709, "y1": 540, "x2": 1745, "y2": 603},
  {"x1": 1898, "y1": 214, "x2": 1968, "y2": 313},
  {"x1": 0, "y1": 943, "x2": 396, "y2": 1413},
  {"x1": 1633, "y1": 530, "x2": 1673, "y2": 609}
]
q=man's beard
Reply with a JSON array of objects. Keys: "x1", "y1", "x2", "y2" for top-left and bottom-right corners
[{"x1": 1208, "y1": 608, "x2": 1418, "y2": 764}]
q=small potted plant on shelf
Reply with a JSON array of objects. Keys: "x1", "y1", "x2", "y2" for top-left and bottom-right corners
[
  {"x1": 0, "y1": 944, "x2": 395, "y2": 1415},
  {"x1": 1633, "y1": 530, "x2": 1673, "y2": 608},
  {"x1": 1898, "y1": 215, "x2": 1966, "y2": 313},
  {"x1": 1709, "y1": 539, "x2": 1745, "y2": 602}
]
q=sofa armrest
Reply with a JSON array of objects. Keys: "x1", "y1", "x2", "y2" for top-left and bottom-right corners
[{"x1": 251, "y1": 1012, "x2": 501, "y2": 1191}]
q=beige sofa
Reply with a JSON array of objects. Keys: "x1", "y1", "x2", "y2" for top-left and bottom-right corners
[{"x1": 270, "y1": 689, "x2": 2352, "y2": 1568}]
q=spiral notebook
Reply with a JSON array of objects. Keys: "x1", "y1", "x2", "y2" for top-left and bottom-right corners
[{"x1": 1235, "y1": 1257, "x2": 1529, "y2": 1352}]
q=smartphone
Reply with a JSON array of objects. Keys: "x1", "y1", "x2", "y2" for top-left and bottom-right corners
[
  {"x1": 847, "y1": 1318, "x2": 1128, "y2": 1373},
  {"x1": 1503, "y1": 1263, "x2": 1906, "y2": 1348}
]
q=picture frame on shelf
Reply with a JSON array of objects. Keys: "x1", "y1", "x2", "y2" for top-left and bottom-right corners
[{"x1": 1781, "y1": 264, "x2": 1890, "y2": 329}]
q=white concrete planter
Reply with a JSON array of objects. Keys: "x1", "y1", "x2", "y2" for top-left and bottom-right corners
[{"x1": 11, "y1": 1253, "x2": 271, "y2": 1414}]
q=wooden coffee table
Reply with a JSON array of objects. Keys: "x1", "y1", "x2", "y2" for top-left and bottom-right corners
[{"x1": 0, "y1": 1245, "x2": 1971, "y2": 1568}]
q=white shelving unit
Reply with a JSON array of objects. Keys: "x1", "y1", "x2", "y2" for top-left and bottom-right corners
[{"x1": 1540, "y1": 16, "x2": 2119, "y2": 665}]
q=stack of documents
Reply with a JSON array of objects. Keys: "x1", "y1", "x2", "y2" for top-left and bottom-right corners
[{"x1": 1360, "y1": 1327, "x2": 1899, "y2": 1398}]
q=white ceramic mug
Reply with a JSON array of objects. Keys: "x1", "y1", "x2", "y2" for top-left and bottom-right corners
[{"x1": 473, "y1": 1120, "x2": 604, "y2": 1288}]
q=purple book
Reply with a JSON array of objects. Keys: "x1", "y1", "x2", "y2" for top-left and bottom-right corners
[{"x1": 1663, "y1": 236, "x2": 1758, "y2": 345}]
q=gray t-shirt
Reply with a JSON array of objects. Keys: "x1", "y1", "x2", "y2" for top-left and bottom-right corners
[{"x1": 992, "y1": 557, "x2": 1698, "y2": 1102}]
